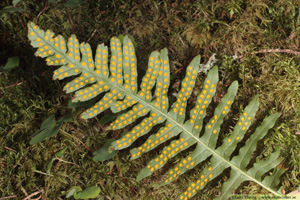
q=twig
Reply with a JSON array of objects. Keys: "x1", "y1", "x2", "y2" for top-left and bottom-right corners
[
  {"x1": 5, "y1": 146, "x2": 17, "y2": 153},
  {"x1": 21, "y1": 186, "x2": 28, "y2": 196},
  {"x1": 0, "y1": 81, "x2": 25, "y2": 97},
  {"x1": 55, "y1": 157, "x2": 81, "y2": 168},
  {"x1": 238, "y1": 49, "x2": 300, "y2": 59},
  {"x1": 1, "y1": 81, "x2": 25, "y2": 90},
  {"x1": 0, "y1": 195, "x2": 17, "y2": 200},
  {"x1": 67, "y1": 8, "x2": 75, "y2": 34},
  {"x1": 122, "y1": 178, "x2": 137, "y2": 194},
  {"x1": 13, "y1": 155, "x2": 23, "y2": 169},
  {"x1": 60, "y1": 130, "x2": 93, "y2": 152},
  {"x1": 86, "y1": 29, "x2": 97, "y2": 43},
  {"x1": 36, "y1": 0, "x2": 48, "y2": 23},
  {"x1": 29, "y1": 196, "x2": 42, "y2": 200},
  {"x1": 23, "y1": 189, "x2": 43, "y2": 200},
  {"x1": 17, "y1": 15, "x2": 25, "y2": 28},
  {"x1": 34, "y1": 170, "x2": 53, "y2": 176}
]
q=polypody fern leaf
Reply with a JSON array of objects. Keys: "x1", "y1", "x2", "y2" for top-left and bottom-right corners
[{"x1": 28, "y1": 22, "x2": 285, "y2": 199}]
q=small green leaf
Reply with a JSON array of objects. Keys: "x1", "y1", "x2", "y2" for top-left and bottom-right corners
[
  {"x1": 12, "y1": 0, "x2": 21, "y2": 6},
  {"x1": 0, "y1": 6, "x2": 24, "y2": 15},
  {"x1": 56, "y1": 147, "x2": 67, "y2": 158},
  {"x1": 30, "y1": 115, "x2": 56, "y2": 143},
  {"x1": 73, "y1": 186, "x2": 101, "y2": 199},
  {"x1": 46, "y1": 158, "x2": 55, "y2": 174},
  {"x1": 30, "y1": 112, "x2": 73, "y2": 145},
  {"x1": 64, "y1": 0, "x2": 87, "y2": 7},
  {"x1": 0, "y1": 56, "x2": 19, "y2": 72},
  {"x1": 66, "y1": 188, "x2": 77, "y2": 198},
  {"x1": 117, "y1": 34, "x2": 124, "y2": 44},
  {"x1": 66, "y1": 186, "x2": 82, "y2": 198},
  {"x1": 40, "y1": 115, "x2": 56, "y2": 130},
  {"x1": 30, "y1": 124, "x2": 61, "y2": 145},
  {"x1": 46, "y1": 147, "x2": 67, "y2": 174},
  {"x1": 57, "y1": 112, "x2": 73, "y2": 123},
  {"x1": 93, "y1": 139, "x2": 118, "y2": 161},
  {"x1": 48, "y1": 0, "x2": 57, "y2": 3}
]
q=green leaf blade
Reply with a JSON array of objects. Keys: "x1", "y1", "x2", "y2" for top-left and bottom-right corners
[
  {"x1": 0, "y1": 6, "x2": 24, "y2": 14},
  {"x1": 231, "y1": 113, "x2": 281, "y2": 169},
  {"x1": 0, "y1": 56, "x2": 19, "y2": 72},
  {"x1": 178, "y1": 157, "x2": 229, "y2": 200},
  {"x1": 169, "y1": 55, "x2": 200, "y2": 123},
  {"x1": 262, "y1": 168, "x2": 287, "y2": 189},
  {"x1": 185, "y1": 65, "x2": 219, "y2": 134},
  {"x1": 219, "y1": 95, "x2": 259, "y2": 159},
  {"x1": 152, "y1": 48, "x2": 170, "y2": 113},
  {"x1": 215, "y1": 170, "x2": 247, "y2": 200},
  {"x1": 27, "y1": 22, "x2": 285, "y2": 200},
  {"x1": 93, "y1": 139, "x2": 118, "y2": 162},
  {"x1": 247, "y1": 150, "x2": 282, "y2": 181},
  {"x1": 202, "y1": 80, "x2": 238, "y2": 149},
  {"x1": 122, "y1": 36, "x2": 138, "y2": 93},
  {"x1": 139, "y1": 51, "x2": 160, "y2": 102},
  {"x1": 73, "y1": 186, "x2": 100, "y2": 199}
]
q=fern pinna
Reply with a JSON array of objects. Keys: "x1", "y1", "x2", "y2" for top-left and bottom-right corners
[{"x1": 28, "y1": 22, "x2": 285, "y2": 199}]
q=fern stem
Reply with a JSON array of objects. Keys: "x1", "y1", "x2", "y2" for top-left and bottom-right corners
[{"x1": 55, "y1": 157, "x2": 81, "y2": 168}]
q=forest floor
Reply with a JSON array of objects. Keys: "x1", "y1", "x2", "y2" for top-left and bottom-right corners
[{"x1": 0, "y1": 0, "x2": 300, "y2": 199}]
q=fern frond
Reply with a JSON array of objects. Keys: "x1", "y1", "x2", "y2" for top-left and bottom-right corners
[{"x1": 28, "y1": 22, "x2": 285, "y2": 199}]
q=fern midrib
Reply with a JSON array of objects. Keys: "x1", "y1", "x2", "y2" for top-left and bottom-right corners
[{"x1": 36, "y1": 29, "x2": 281, "y2": 196}]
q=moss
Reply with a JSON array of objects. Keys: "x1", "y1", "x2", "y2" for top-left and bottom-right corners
[{"x1": 1, "y1": 0, "x2": 300, "y2": 199}]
